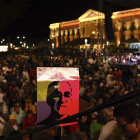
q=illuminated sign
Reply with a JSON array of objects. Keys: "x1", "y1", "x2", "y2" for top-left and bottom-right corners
[
  {"x1": 129, "y1": 43, "x2": 140, "y2": 49},
  {"x1": 0, "y1": 45, "x2": 8, "y2": 52}
]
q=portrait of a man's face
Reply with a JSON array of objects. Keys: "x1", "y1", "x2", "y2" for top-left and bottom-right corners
[
  {"x1": 47, "y1": 81, "x2": 73, "y2": 116},
  {"x1": 37, "y1": 80, "x2": 79, "y2": 126}
]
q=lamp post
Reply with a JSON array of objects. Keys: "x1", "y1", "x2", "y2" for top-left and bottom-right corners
[
  {"x1": 52, "y1": 43, "x2": 54, "y2": 49},
  {"x1": 85, "y1": 39, "x2": 87, "y2": 58},
  {"x1": 10, "y1": 43, "x2": 13, "y2": 70},
  {"x1": 52, "y1": 43, "x2": 54, "y2": 56}
]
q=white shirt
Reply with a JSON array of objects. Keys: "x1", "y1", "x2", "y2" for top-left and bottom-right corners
[
  {"x1": 98, "y1": 120, "x2": 124, "y2": 140},
  {"x1": 69, "y1": 59, "x2": 73, "y2": 65},
  {"x1": 88, "y1": 59, "x2": 94, "y2": 65},
  {"x1": 106, "y1": 74, "x2": 113, "y2": 83},
  {"x1": 2, "y1": 67, "x2": 8, "y2": 75},
  {"x1": 107, "y1": 80, "x2": 116, "y2": 87}
]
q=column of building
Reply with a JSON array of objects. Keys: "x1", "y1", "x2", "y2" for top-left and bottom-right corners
[
  {"x1": 123, "y1": 22, "x2": 131, "y2": 41},
  {"x1": 64, "y1": 30, "x2": 68, "y2": 42},
  {"x1": 80, "y1": 23, "x2": 84, "y2": 38},
  {"x1": 133, "y1": 19, "x2": 140, "y2": 39},
  {"x1": 74, "y1": 28, "x2": 79, "y2": 39},
  {"x1": 60, "y1": 30, "x2": 64, "y2": 44},
  {"x1": 55, "y1": 28, "x2": 59, "y2": 48},
  {"x1": 69, "y1": 29, "x2": 73, "y2": 41}
]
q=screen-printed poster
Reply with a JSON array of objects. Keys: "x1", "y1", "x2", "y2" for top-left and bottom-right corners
[{"x1": 37, "y1": 67, "x2": 79, "y2": 127}]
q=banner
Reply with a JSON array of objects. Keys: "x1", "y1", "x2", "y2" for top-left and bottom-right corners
[{"x1": 37, "y1": 67, "x2": 79, "y2": 127}]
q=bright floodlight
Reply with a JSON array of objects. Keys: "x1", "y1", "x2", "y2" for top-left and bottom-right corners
[
  {"x1": 85, "y1": 39, "x2": 87, "y2": 45},
  {"x1": 52, "y1": 43, "x2": 54, "y2": 49}
]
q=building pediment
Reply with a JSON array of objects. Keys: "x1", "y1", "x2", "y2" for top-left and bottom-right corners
[{"x1": 78, "y1": 9, "x2": 105, "y2": 22}]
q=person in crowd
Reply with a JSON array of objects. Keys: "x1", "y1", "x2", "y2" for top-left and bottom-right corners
[
  {"x1": 4, "y1": 115, "x2": 19, "y2": 138},
  {"x1": 10, "y1": 101, "x2": 22, "y2": 114},
  {"x1": 11, "y1": 105, "x2": 25, "y2": 126},
  {"x1": 114, "y1": 102, "x2": 140, "y2": 140},
  {"x1": 98, "y1": 107, "x2": 124, "y2": 140},
  {"x1": 24, "y1": 100, "x2": 36, "y2": 115},
  {"x1": 0, "y1": 112, "x2": 6, "y2": 139},
  {"x1": 90, "y1": 115, "x2": 105, "y2": 140},
  {"x1": 9, "y1": 85, "x2": 20, "y2": 107},
  {"x1": 78, "y1": 115, "x2": 89, "y2": 134},
  {"x1": 22, "y1": 110, "x2": 37, "y2": 130},
  {"x1": 87, "y1": 112, "x2": 97, "y2": 125}
]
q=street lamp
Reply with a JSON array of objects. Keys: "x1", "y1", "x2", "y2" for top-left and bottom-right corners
[
  {"x1": 85, "y1": 39, "x2": 87, "y2": 58},
  {"x1": 24, "y1": 43, "x2": 26, "y2": 47},
  {"x1": 107, "y1": 41, "x2": 109, "y2": 46},
  {"x1": 48, "y1": 39, "x2": 50, "y2": 41},
  {"x1": 2, "y1": 39, "x2": 5, "y2": 41},
  {"x1": 17, "y1": 36, "x2": 19, "y2": 39},
  {"x1": 52, "y1": 43, "x2": 54, "y2": 49},
  {"x1": 1, "y1": 41, "x2": 3, "y2": 43},
  {"x1": 10, "y1": 43, "x2": 13, "y2": 48},
  {"x1": 23, "y1": 36, "x2": 25, "y2": 39}
]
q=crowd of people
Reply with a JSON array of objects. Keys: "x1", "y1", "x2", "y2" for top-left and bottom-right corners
[{"x1": 0, "y1": 48, "x2": 139, "y2": 140}]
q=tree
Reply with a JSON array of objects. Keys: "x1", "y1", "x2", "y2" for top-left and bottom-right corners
[{"x1": 0, "y1": 0, "x2": 30, "y2": 30}]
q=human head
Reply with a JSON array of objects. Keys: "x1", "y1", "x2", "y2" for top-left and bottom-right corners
[
  {"x1": 14, "y1": 106, "x2": 20, "y2": 114},
  {"x1": 96, "y1": 115, "x2": 106, "y2": 124},
  {"x1": 14, "y1": 101, "x2": 20, "y2": 107},
  {"x1": 27, "y1": 101, "x2": 31, "y2": 107},
  {"x1": 100, "y1": 107, "x2": 114, "y2": 120},
  {"x1": 80, "y1": 115, "x2": 87, "y2": 123},
  {"x1": 114, "y1": 102, "x2": 140, "y2": 139},
  {"x1": 65, "y1": 131, "x2": 89, "y2": 140},
  {"x1": 27, "y1": 110, "x2": 33, "y2": 118},
  {"x1": 9, "y1": 115, "x2": 17, "y2": 124},
  {"x1": 98, "y1": 98, "x2": 103, "y2": 105},
  {"x1": 38, "y1": 129, "x2": 54, "y2": 140}
]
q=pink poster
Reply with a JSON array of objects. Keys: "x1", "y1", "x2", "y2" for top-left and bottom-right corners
[{"x1": 37, "y1": 68, "x2": 79, "y2": 126}]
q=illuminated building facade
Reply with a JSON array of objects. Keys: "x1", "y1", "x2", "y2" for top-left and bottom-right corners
[{"x1": 49, "y1": 8, "x2": 140, "y2": 48}]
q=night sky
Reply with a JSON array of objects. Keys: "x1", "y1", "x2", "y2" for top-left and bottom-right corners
[{"x1": 0, "y1": 0, "x2": 131, "y2": 44}]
